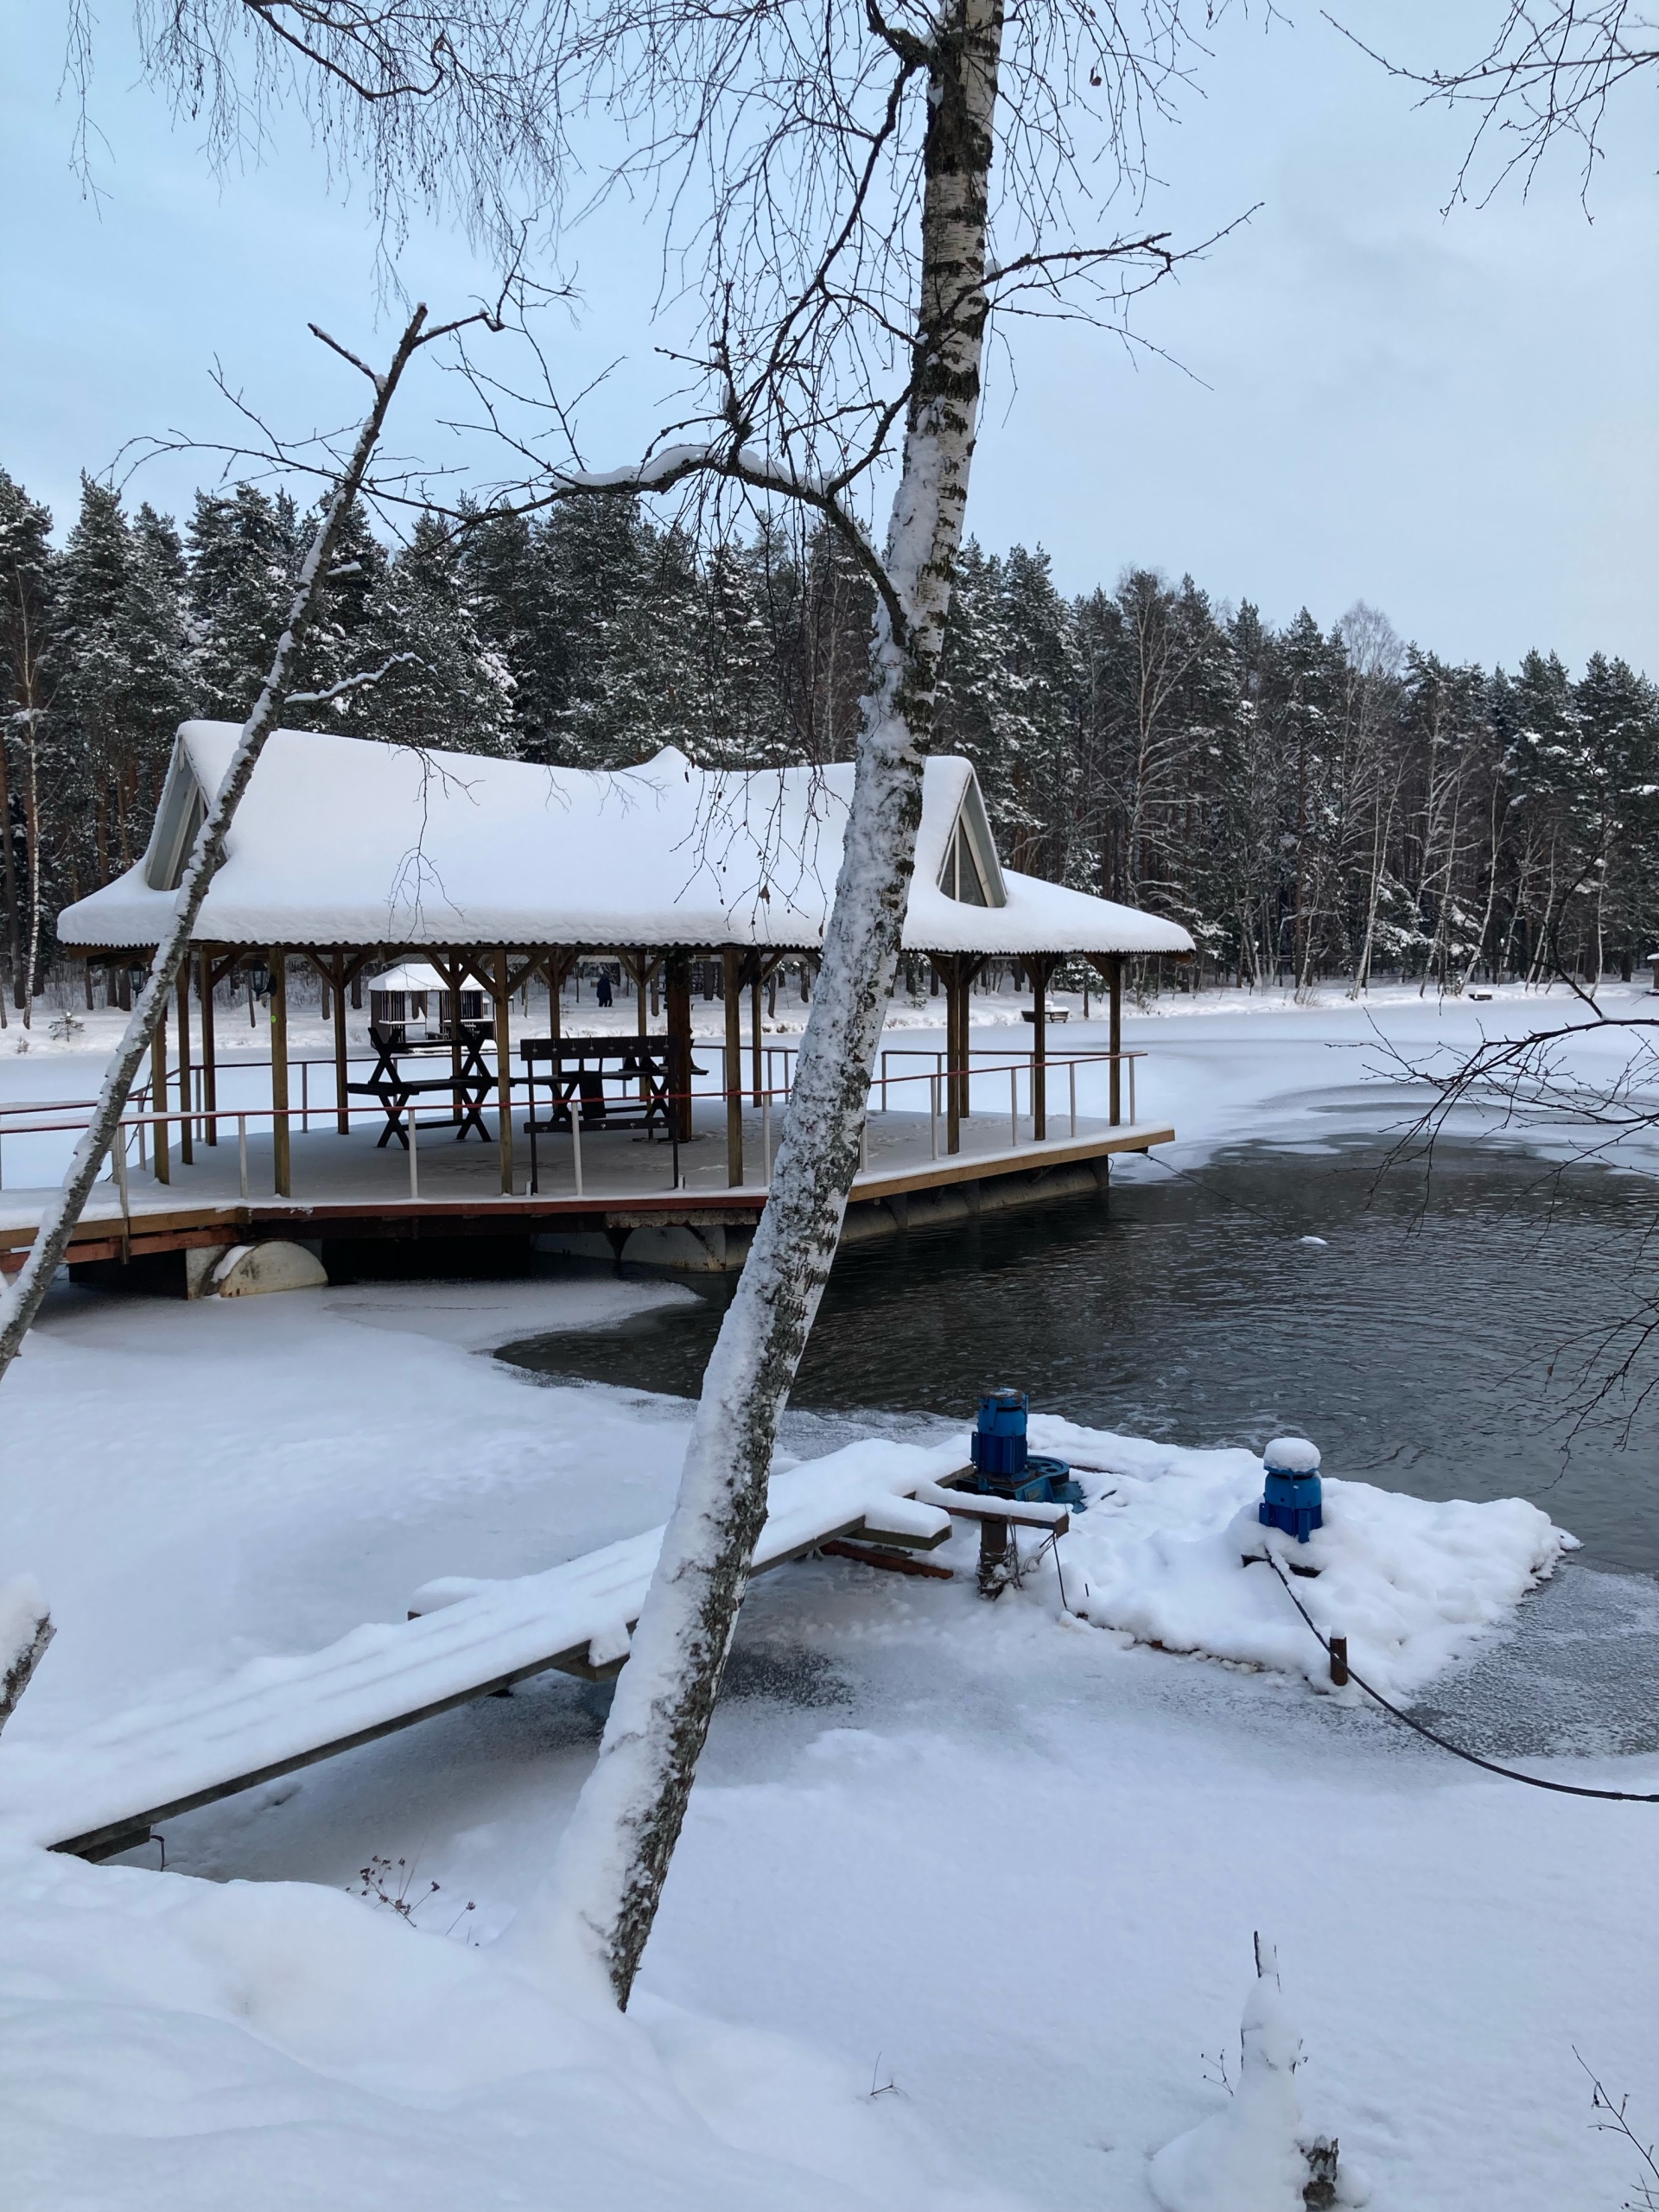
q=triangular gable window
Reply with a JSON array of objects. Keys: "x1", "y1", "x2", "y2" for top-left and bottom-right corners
[
  {"x1": 947, "y1": 821, "x2": 990, "y2": 905},
  {"x1": 144, "y1": 753, "x2": 207, "y2": 891},
  {"x1": 938, "y1": 778, "x2": 1007, "y2": 907}
]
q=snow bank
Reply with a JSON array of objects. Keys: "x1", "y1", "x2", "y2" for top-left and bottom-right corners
[
  {"x1": 0, "y1": 1839, "x2": 1007, "y2": 2212},
  {"x1": 1029, "y1": 1416, "x2": 1572, "y2": 1698}
]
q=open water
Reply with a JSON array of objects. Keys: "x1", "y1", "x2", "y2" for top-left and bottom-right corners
[{"x1": 500, "y1": 1137, "x2": 1659, "y2": 1579}]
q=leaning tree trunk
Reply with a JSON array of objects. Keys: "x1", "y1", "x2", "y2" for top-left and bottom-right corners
[
  {"x1": 513, "y1": 0, "x2": 1006, "y2": 2010},
  {"x1": 0, "y1": 305, "x2": 431, "y2": 1386}
]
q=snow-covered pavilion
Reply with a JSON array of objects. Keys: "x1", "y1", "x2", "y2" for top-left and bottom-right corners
[{"x1": 56, "y1": 721, "x2": 1192, "y2": 1199}]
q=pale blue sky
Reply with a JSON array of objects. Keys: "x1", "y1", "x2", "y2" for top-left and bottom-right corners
[{"x1": 3, "y1": 2, "x2": 1654, "y2": 671}]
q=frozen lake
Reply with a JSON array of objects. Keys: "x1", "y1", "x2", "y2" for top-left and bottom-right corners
[{"x1": 501, "y1": 1135, "x2": 1659, "y2": 1578}]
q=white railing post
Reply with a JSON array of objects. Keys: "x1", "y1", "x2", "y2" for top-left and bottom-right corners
[
  {"x1": 409, "y1": 1109, "x2": 419, "y2": 1201},
  {"x1": 881, "y1": 1052, "x2": 889, "y2": 1112},
  {"x1": 1129, "y1": 1058, "x2": 1136, "y2": 1125},
  {"x1": 238, "y1": 1115, "x2": 249, "y2": 1198},
  {"x1": 1009, "y1": 1065, "x2": 1019, "y2": 1149},
  {"x1": 570, "y1": 1101, "x2": 584, "y2": 1198},
  {"x1": 930, "y1": 1074, "x2": 939, "y2": 1160},
  {"x1": 860, "y1": 1116, "x2": 868, "y2": 1173},
  {"x1": 762, "y1": 1090, "x2": 772, "y2": 1186},
  {"x1": 1070, "y1": 1059, "x2": 1077, "y2": 1137},
  {"x1": 115, "y1": 1125, "x2": 130, "y2": 1224},
  {"x1": 302, "y1": 1060, "x2": 309, "y2": 1134}
]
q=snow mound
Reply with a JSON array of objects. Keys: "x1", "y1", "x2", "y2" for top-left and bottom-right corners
[
  {"x1": 0, "y1": 1840, "x2": 1012, "y2": 2212},
  {"x1": 1028, "y1": 1418, "x2": 1573, "y2": 1699}
]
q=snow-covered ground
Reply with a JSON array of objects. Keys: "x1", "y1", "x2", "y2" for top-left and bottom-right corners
[{"x1": 3, "y1": 982, "x2": 1658, "y2": 2209}]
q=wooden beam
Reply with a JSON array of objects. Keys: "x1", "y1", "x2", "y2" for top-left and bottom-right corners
[
  {"x1": 1028, "y1": 953, "x2": 1059, "y2": 1141},
  {"x1": 149, "y1": 1003, "x2": 170, "y2": 1184},
  {"x1": 270, "y1": 950, "x2": 290, "y2": 1197},
  {"x1": 327, "y1": 951, "x2": 347, "y2": 1135},
  {"x1": 175, "y1": 960, "x2": 194, "y2": 1166},
  {"x1": 199, "y1": 946, "x2": 218, "y2": 1145},
  {"x1": 1109, "y1": 957, "x2": 1122, "y2": 1125},
  {"x1": 664, "y1": 950, "x2": 693, "y2": 1144},
  {"x1": 722, "y1": 946, "x2": 745, "y2": 1186},
  {"x1": 493, "y1": 947, "x2": 513, "y2": 1197},
  {"x1": 1084, "y1": 956, "x2": 1123, "y2": 1125}
]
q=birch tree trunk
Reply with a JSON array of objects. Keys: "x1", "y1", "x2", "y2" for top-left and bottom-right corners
[
  {"x1": 513, "y1": 0, "x2": 1006, "y2": 2009},
  {"x1": 0, "y1": 305, "x2": 431, "y2": 1384}
]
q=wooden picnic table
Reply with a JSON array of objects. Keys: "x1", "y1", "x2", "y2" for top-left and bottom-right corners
[
  {"x1": 520, "y1": 1034, "x2": 691, "y2": 1192},
  {"x1": 346, "y1": 1020, "x2": 498, "y2": 1148}
]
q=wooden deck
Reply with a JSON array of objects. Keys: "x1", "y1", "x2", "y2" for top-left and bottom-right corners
[{"x1": 0, "y1": 1100, "x2": 1172, "y2": 1276}]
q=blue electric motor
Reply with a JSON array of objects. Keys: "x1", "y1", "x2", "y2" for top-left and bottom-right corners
[
  {"x1": 1258, "y1": 1435, "x2": 1323, "y2": 1543},
  {"x1": 969, "y1": 1389, "x2": 1085, "y2": 1510}
]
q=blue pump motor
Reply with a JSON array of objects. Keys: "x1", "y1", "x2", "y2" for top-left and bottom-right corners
[
  {"x1": 1258, "y1": 1436, "x2": 1322, "y2": 1544},
  {"x1": 969, "y1": 1389, "x2": 1085, "y2": 1510}
]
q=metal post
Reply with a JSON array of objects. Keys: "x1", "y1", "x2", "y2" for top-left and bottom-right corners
[
  {"x1": 930, "y1": 1074, "x2": 939, "y2": 1160},
  {"x1": 1129, "y1": 1057, "x2": 1136, "y2": 1126},
  {"x1": 1069, "y1": 1059, "x2": 1077, "y2": 1138},
  {"x1": 1009, "y1": 1065, "x2": 1019, "y2": 1149},
  {"x1": 881, "y1": 1051, "x2": 889, "y2": 1112},
  {"x1": 570, "y1": 1096, "x2": 583, "y2": 1198},
  {"x1": 860, "y1": 1116, "x2": 868, "y2": 1173},
  {"x1": 237, "y1": 1115, "x2": 248, "y2": 1198},
  {"x1": 115, "y1": 1125, "x2": 130, "y2": 1245},
  {"x1": 762, "y1": 1090, "x2": 772, "y2": 1185},
  {"x1": 1031, "y1": 959, "x2": 1048, "y2": 1141},
  {"x1": 409, "y1": 1108, "x2": 419, "y2": 1201},
  {"x1": 301, "y1": 1058, "x2": 309, "y2": 1135}
]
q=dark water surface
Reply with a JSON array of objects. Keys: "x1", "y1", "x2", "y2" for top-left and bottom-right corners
[{"x1": 500, "y1": 1140, "x2": 1659, "y2": 1576}]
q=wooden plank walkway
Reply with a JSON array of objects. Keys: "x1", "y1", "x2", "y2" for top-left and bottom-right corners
[{"x1": 0, "y1": 1442, "x2": 973, "y2": 1860}]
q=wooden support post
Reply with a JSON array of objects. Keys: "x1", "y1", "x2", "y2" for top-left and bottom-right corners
[
  {"x1": 1109, "y1": 957, "x2": 1122, "y2": 1126},
  {"x1": 270, "y1": 950, "x2": 290, "y2": 1197},
  {"x1": 722, "y1": 946, "x2": 745, "y2": 1186},
  {"x1": 1328, "y1": 1635, "x2": 1349, "y2": 1688},
  {"x1": 977, "y1": 1514, "x2": 1010, "y2": 1599},
  {"x1": 332, "y1": 951, "x2": 349, "y2": 1135},
  {"x1": 175, "y1": 958, "x2": 194, "y2": 1165},
  {"x1": 1031, "y1": 957, "x2": 1049, "y2": 1142},
  {"x1": 150, "y1": 1002, "x2": 170, "y2": 1184},
  {"x1": 443, "y1": 952, "x2": 465, "y2": 1124},
  {"x1": 200, "y1": 947, "x2": 218, "y2": 1144},
  {"x1": 493, "y1": 948, "x2": 513, "y2": 1195},
  {"x1": 664, "y1": 950, "x2": 693, "y2": 1144},
  {"x1": 944, "y1": 960, "x2": 963, "y2": 1156}
]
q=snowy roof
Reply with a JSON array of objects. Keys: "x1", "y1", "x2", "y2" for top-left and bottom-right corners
[
  {"x1": 369, "y1": 963, "x2": 482, "y2": 997},
  {"x1": 57, "y1": 721, "x2": 1195, "y2": 960}
]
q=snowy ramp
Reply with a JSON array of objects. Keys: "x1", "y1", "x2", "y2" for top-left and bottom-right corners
[{"x1": 0, "y1": 1441, "x2": 961, "y2": 1860}]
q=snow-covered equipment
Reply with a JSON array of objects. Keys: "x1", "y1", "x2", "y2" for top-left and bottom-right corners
[
  {"x1": 1258, "y1": 1437, "x2": 1323, "y2": 1545},
  {"x1": 968, "y1": 1388, "x2": 1084, "y2": 1510}
]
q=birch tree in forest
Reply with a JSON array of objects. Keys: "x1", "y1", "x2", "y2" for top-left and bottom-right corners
[{"x1": 484, "y1": 0, "x2": 1218, "y2": 2008}]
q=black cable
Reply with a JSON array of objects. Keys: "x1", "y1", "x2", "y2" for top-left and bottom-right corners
[{"x1": 1261, "y1": 1549, "x2": 1659, "y2": 1803}]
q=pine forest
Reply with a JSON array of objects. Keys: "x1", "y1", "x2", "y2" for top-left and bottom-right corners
[{"x1": 3, "y1": 462, "x2": 1654, "y2": 1008}]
